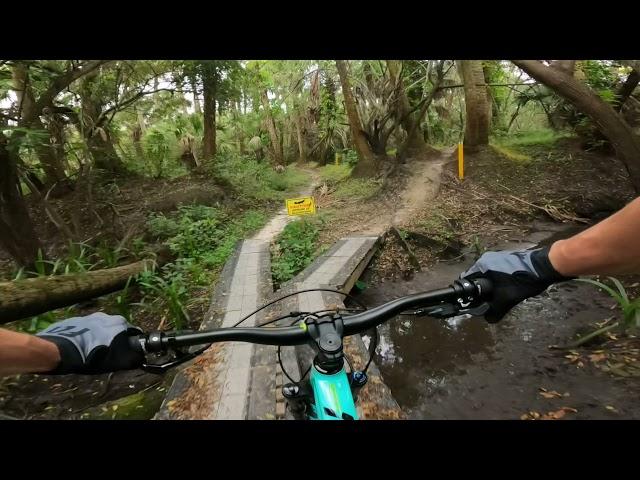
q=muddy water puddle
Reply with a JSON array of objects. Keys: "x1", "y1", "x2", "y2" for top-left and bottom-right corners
[{"x1": 350, "y1": 222, "x2": 640, "y2": 419}]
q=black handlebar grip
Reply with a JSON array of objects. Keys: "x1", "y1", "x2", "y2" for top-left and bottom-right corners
[
  {"x1": 128, "y1": 334, "x2": 144, "y2": 354},
  {"x1": 472, "y1": 277, "x2": 493, "y2": 299}
]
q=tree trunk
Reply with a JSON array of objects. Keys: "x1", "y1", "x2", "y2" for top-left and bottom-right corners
[
  {"x1": 261, "y1": 90, "x2": 284, "y2": 166},
  {"x1": 231, "y1": 102, "x2": 246, "y2": 155},
  {"x1": 336, "y1": 60, "x2": 378, "y2": 177},
  {"x1": 0, "y1": 134, "x2": 43, "y2": 269},
  {"x1": 79, "y1": 74, "x2": 126, "y2": 173},
  {"x1": 13, "y1": 65, "x2": 68, "y2": 186},
  {"x1": 459, "y1": 60, "x2": 490, "y2": 151},
  {"x1": 202, "y1": 72, "x2": 217, "y2": 159},
  {"x1": 0, "y1": 253, "x2": 169, "y2": 324},
  {"x1": 11, "y1": 63, "x2": 36, "y2": 122},
  {"x1": 386, "y1": 60, "x2": 431, "y2": 157},
  {"x1": 482, "y1": 63, "x2": 503, "y2": 132},
  {"x1": 615, "y1": 70, "x2": 640, "y2": 112},
  {"x1": 294, "y1": 111, "x2": 307, "y2": 164},
  {"x1": 551, "y1": 60, "x2": 577, "y2": 76},
  {"x1": 132, "y1": 109, "x2": 145, "y2": 160},
  {"x1": 33, "y1": 124, "x2": 68, "y2": 185},
  {"x1": 513, "y1": 60, "x2": 640, "y2": 192},
  {"x1": 87, "y1": 128, "x2": 125, "y2": 172}
]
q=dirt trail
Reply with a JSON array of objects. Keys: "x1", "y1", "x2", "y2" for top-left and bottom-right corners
[
  {"x1": 359, "y1": 148, "x2": 454, "y2": 236},
  {"x1": 253, "y1": 169, "x2": 320, "y2": 241}
]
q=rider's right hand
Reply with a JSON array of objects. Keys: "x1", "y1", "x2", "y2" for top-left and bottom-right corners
[{"x1": 460, "y1": 246, "x2": 573, "y2": 323}]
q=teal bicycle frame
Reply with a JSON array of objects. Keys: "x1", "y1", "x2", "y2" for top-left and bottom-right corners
[{"x1": 308, "y1": 366, "x2": 359, "y2": 420}]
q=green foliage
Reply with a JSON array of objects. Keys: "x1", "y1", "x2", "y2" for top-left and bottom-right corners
[
  {"x1": 32, "y1": 249, "x2": 48, "y2": 276},
  {"x1": 9, "y1": 306, "x2": 78, "y2": 334},
  {"x1": 148, "y1": 205, "x2": 266, "y2": 264},
  {"x1": 3, "y1": 127, "x2": 50, "y2": 153},
  {"x1": 342, "y1": 149, "x2": 359, "y2": 167},
  {"x1": 27, "y1": 243, "x2": 97, "y2": 277},
  {"x1": 94, "y1": 240, "x2": 126, "y2": 268},
  {"x1": 141, "y1": 123, "x2": 183, "y2": 178},
  {"x1": 271, "y1": 218, "x2": 321, "y2": 285},
  {"x1": 471, "y1": 235, "x2": 486, "y2": 258},
  {"x1": 580, "y1": 61, "x2": 618, "y2": 102},
  {"x1": 333, "y1": 178, "x2": 381, "y2": 201},
  {"x1": 200, "y1": 210, "x2": 267, "y2": 269},
  {"x1": 578, "y1": 277, "x2": 640, "y2": 332},
  {"x1": 140, "y1": 205, "x2": 267, "y2": 326},
  {"x1": 212, "y1": 153, "x2": 309, "y2": 201},
  {"x1": 317, "y1": 163, "x2": 380, "y2": 201},
  {"x1": 21, "y1": 312, "x2": 56, "y2": 334},
  {"x1": 169, "y1": 215, "x2": 224, "y2": 258},
  {"x1": 495, "y1": 129, "x2": 572, "y2": 147},
  {"x1": 147, "y1": 213, "x2": 182, "y2": 239},
  {"x1": 418, "y1": 214, "x2": 454, "y2": 244},
  {"x1": 138, "y1": 267, "x2": 190, "y2": 329},
  {"x1": 489, "y1": 144, "x2": 532, "y2": 164},
  {"x1": 318, "y1": 164, "x2": 352, "y2": 184},
  {"x1": 113, "y1": 277, "x2": 134, "y2": 321}
]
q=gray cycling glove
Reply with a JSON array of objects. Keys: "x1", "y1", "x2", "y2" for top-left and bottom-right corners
[
  {"x1": 461, "y1": 246, "x2": 573, "y2": 323},
  {"x1": 36, "y1": 312, "x2": 145, "y2": 374}
]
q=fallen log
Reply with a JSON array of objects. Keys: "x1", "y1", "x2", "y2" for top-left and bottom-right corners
[{"x1": 0, "y1": 248, "x2": 171, "y2": 324}]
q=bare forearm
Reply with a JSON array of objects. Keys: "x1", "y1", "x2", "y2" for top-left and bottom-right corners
[
  {"x1": 0, "y1": 328, "x2": 60, "y2": 376},
  {"x1": 549, "y1": 197, "x2": 640, "y2": 276}
]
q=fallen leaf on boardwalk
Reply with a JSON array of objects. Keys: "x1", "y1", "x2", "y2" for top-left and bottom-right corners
[
  {"x1": 542, "y1": 409, "x2": 566, "y2": 420},
  {"x1": 577, "y1": 361, "x2": 584, "y2": 368},
  {"x1": 541, "y1": 407, "x2": 577, "y2": 420},
  {"x1": 520, "y1": 411, "x2": 541, "y2": 420},
  {"x1": 539, "y1": 387, "x2": 563, "y2": 399},
  {"x1": 605, "y1": 405, "x2": 617, "y2": 412},
  {"x1": 589, "y1": 353, "x2": 607, "y2": 363}
]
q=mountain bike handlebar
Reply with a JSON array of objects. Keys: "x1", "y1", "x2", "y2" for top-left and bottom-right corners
[{"x1": 130, "y1": 278, "x2": 492, "y2": 355}]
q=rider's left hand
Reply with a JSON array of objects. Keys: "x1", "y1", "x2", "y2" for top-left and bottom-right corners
[{"x1": 36, "y1": 312, "x2": 145, "y2": 374}]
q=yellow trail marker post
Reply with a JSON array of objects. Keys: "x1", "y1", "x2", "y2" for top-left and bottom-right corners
[
  {"x1": 286, "y1": 196, "x2": 316, "y2": 216},
  {"x1": 458, "y1": 142, "x2": 464, "y2": 180}
]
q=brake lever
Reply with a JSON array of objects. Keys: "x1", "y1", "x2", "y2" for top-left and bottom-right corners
[
  {"x1": 413, "y1": 301, "x2": 491, "y2": 319},
  {"x1": 140, "y1": 344, "x2": 211, "y2": 374}
]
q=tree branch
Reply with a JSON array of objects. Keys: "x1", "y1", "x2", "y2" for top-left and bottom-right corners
[
  {"x1": 98, "y1": 87, "x2": 179, "y2": 125},
  {"x1": 31, "y1": 61, "x2": 112, "y2": 123}
]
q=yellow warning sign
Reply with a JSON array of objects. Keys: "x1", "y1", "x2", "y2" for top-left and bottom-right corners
[{"x1": 286, "y1": 196, "x2": 316, "y2": 216}]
